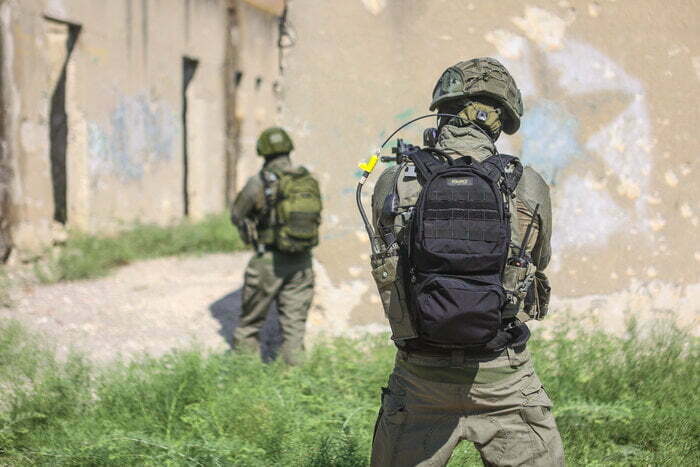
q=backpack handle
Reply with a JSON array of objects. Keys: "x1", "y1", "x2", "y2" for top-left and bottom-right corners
[{"x1": 407, "y1": 147, "x2": 453, "y2": 181}]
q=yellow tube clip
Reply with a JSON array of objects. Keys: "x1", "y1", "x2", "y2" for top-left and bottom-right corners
[{"x1": 358, "y1": 154, "x2": 379, "y2": 173}]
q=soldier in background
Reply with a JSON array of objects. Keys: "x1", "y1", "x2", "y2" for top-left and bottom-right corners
[
  {"x1": 230, "y1": 127, "x2": 322, "y2": 365},
  {"x1": 368, "y1": 59, "x2": 564, "y2": 466}
]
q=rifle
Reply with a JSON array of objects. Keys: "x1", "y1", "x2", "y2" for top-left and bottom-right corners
[{"x1": 244, "y1": 218, "x2": 265, "y2": 254}]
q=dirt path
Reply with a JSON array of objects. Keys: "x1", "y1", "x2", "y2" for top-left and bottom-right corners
[
  {"x1": 2, "y1": 253, "x2": 258, "y2": 362},
  {"x1": 1, "y1": 252, "x2": 388, "y2": 363}
]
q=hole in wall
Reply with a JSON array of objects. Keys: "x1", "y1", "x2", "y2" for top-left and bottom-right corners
[
  {"x1": 234, "y1": 71, "x2": 243, "y2": 87},
  {"x1": 47, "y1": 19, "x2": 81, "y2": 225},
  {"x1": 182, "y1": 56, "x2": 199, "y2": 216},
  {"x1": 254, "y1": 76, "x2": 263, "y2": 91}
]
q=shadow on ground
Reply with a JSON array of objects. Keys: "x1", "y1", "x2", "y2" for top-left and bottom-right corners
[{"x1": 209, "y1": 288, "x2": 283, "y2": 362}]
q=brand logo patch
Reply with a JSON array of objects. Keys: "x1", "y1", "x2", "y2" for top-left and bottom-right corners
[{"x1": 447, "y1": 177, "x2": 474, "y2": 186}]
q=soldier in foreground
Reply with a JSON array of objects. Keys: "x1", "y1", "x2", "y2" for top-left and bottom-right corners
[
  {"x1": 359, "y1": 58, "x2": 564, "y2": 465},
  {"x1": 230, "y1": 127, "x2": 322, "y2": 365}
]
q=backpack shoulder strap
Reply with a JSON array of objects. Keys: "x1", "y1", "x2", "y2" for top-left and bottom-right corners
[
  {"x1": 260, "y1": 168, "x2": 279, "y2": 210},
  {"x1": 288, "y1": 165, "x2": 309, "y2": 177},
  {"x1": 482, "y1": 153, "x2": 523, "y2": 194}
]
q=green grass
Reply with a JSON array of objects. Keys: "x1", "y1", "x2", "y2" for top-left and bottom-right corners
[
  {"x1": 44, "y1": 213, "x2": 245, "y2": 282},
  {"x1": 0, "y1": 321, "x2": 697, "y2": 466}
]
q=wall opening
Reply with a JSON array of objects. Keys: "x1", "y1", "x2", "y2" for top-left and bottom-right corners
[
  {"x1": 47, "y1": 19, "x2": 80, "y2": 225},
  {"x1": 0, "y1": 19, "x2": 12, "y2": 262},
  {"x1": 182, "y1": 56, "x2": 199, "y2": 216}
]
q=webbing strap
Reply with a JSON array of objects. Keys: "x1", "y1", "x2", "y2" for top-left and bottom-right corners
[{"x1": 407, "y1": 148, "x2": 446, "y2": 180}]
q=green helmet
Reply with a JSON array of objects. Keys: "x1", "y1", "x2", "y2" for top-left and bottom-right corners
[
  {"x1": 256, "y1": 127, "x2": 294, "y2": 156},
  {"x1": 429, "y1": 58, "x2": 523, "y2": 134}
]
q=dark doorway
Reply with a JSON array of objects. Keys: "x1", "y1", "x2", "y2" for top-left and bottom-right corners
[
  {"x1": 48, "y1": 19, "x2": 80, "y2": 225},
  {"x1": 182, "y1": 56, "x2": 199, "y2": 216},
  {"x1": 0, "y1": 19, "x2": 12, "y2": 261}
]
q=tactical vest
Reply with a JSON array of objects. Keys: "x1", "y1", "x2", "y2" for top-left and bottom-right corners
[
  {"x1": 259, "y1": 166, "x2": 322, "y2": 253},
  {"x1": 371, "y1": 146, "x2": 544, "y2": 352}
]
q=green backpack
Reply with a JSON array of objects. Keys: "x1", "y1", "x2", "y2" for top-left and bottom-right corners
[{"x1": 263, "y1": 166, "x2": 322, "y2": 253}]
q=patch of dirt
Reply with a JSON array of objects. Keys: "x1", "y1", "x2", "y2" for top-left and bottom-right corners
[
  {"x1": 0, "y1": 251, "x2": 392, "y2": 364},
  {"x1": 1, "y1": 253, "x2": 262, "y2": 363}
]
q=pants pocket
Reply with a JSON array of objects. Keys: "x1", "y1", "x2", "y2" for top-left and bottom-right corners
[
  {"x1": 371, "y1": 385, "x2": 408, "y2": 466},
  {"x1": 520, "y1": 404, "x2": 563, "y2": 463},
  {"x1": 520, "y1": 377, "x2": 564, "y2": 464}
]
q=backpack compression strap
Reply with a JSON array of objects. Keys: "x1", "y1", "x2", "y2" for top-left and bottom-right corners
[{"x1": 482, "y1": 154, "x2": 523, "y2": 194}]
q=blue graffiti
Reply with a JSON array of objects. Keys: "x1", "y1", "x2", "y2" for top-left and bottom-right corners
[
  {"x1": 519, "y1": 100, "x2": 581, "y2": 184},
  {"x1": 88, "y1": 94, "x2": 177, "y2": 182},
  {"x1": 394, "y1": 108, "x2": 415, "y2": 121}
]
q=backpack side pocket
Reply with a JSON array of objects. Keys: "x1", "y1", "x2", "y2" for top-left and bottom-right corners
[{"x1": 371, "y1": 255, "x2": 418, "y2": 340}]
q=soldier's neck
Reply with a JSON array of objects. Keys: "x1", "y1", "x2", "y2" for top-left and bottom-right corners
[
  {"x1": 263, "y1": 154, "x2": 291, "y2": 170},
  {"x1": 436, "y1": 124, "x2": 496, "y2": 162}
]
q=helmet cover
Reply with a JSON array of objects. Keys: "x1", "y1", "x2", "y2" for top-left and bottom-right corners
[
  {"x1": 430, "y1": 58, "x2": 523, "y2": 134},
  {"x1": 256, "y1": 127, "x2": 294, "y2": 156}
]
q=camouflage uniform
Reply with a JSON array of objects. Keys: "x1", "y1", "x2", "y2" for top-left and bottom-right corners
[
  {"x1": 230, "y1": 154, "x2": 315, "y2": 365},
  {"x1": 368, "y1": 60, "x2": 563, "y2": 466}
]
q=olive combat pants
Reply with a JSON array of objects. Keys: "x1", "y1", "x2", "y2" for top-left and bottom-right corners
[
  {"x1": 233, "y1": 250, "x2": 314, "y2": 365},
  {"x1": 371, "y1": 349, "x2": 564, "y2": 466}
]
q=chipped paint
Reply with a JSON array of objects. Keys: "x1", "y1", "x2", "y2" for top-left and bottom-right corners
[
  {"x1": 587, "y1": 2, "x2": 602, "y2": 17},
  {"x1": 360, "y1": 0, "x2": 386, "y2": 16},
  {"x1": 511, "y1": 6, "x2": 573, "y2": 50},
  {"x1": 680, "y1": 203, "x2": 693, "y2": 219},
  {"x1": 484, "y1": 29, "x2": 527, "y2": 60},
  {"x1": 664, "y1": 170, "x2": 679, "y2": 187},
  {"x1": 649, "y1": 215, "x2": 666, "y2": 232}
]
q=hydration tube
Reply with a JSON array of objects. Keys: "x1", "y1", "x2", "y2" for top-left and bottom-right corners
[
  {"x1": 355, "y1": 113, "x2": 470, "y2": 256},
  {"x1": 356, "y1": 154, "x2": 381, "y2": 255}
]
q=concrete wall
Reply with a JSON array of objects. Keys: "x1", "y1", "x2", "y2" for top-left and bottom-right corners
[
  {"x1": 1, "y1": 0, "x2": 283, "y2": 258},
  {"x1": 278, "y1": 0, "x2": 700, "y2": 336}
]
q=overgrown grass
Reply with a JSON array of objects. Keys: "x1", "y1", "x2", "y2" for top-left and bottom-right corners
[
  {"x1": 0, "y1": 321, "x2": 697, "y2": 466},
  {"x1": 44, "y1": 213, "x2": 245, "y2": 282}
]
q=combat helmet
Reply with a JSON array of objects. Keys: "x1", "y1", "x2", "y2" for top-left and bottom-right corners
[
  {"x1": 256, "y1": 127, "x2": 294, "y2": 156},
  {"x1": 429, "y1": 58, "x2": 523, "y2": 134}
]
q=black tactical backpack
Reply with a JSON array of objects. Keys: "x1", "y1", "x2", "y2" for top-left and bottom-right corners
[{"x1": 404, "y1": 146, "x2": 522, "y2": 349}]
